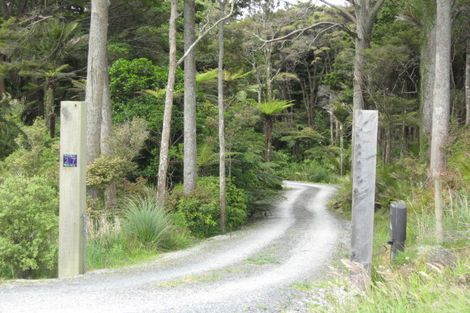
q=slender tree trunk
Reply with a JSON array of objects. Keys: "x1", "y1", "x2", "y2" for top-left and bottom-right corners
[
  {"x1": 430, "y1": 0, "x2": 452, "y2": 244},
  {"x1": 339, "y1": 123, "x2": 344, "y2": 176},
  {"x1": 385, "y1": 125, "x2": 391, "y2": 164},
  {"x1": 0, "y1": 55, "x2": 5, "y2": 94},
  {"x1": 264, "y1": 115, "x2": 273, "y2": 162},
  {"x1": 156, "y1": 0, "x2": 178, "y2": 206},
  {"x1": 266, "y1": 43, "x2": 273, "y2": 102},
  {"x1": 420, "y1": 24, "x2": 436, "y2": 155},
  {"x1": 44, "y1": 84, "x2": 54, "y2": 129},
  {"x1": 183, "y1": 0, "x2": 197, "y2": 194},
  {"x1": 465, "y1": 35, "x2": 470, "y2": 126},
  {"x1": 86, "y1": 0, "x2": 110, "y2": 166},
  {"x1": 353, "y1": 19, "x2": 372, "y2": 111},
  {"x1": 218, "y1": 0, "x2": 226, "y2": 234},
  {"x1": 101, "y1": 65, "x2": 116, "y2": 210},
  {"x1": 329, "y1": 112, "x2": 334, "y2": 145}
]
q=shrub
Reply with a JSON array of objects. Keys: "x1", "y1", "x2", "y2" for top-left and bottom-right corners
[
  {"x1": 331, "y1": 158, "x2": 428, "y2": 213},
  {"x1": 121, "y1": 195, "x2": 171, "y2": 248},
  {"x1": 168, "y1": 176, "x2": 249, "y2": 238},
  {"x1": 0, "y1": 176, "x2": 58, "y2": 278},
  {"x1": 277, "y1": 158, "x2": 337, "y2": 183},
  {"x1": 0, "y1": 119, "x2": 58, "y2": 184}
]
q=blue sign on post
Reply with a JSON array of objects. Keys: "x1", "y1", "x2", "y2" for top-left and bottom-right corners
[{"x1": 63, "y1": 154, "x2": 78, "y2": 167}]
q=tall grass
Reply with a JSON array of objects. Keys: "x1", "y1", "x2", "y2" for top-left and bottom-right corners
[
  {"x1": 314, "y1": 188, "x2": 470, "y2": 312},
  {"x1": 121, "y1": 195, "x2": 170, "y2": 248},
  {"x1": 87, "y1": 193, "x2": 192, "y2": 270}
]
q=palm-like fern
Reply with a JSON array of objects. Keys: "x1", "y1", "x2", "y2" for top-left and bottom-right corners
[{"x1": 255, "y1": 100, "x2": 294, "y2": 161}]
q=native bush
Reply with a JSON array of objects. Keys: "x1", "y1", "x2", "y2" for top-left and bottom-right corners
[
  {"x1": 168, "y1": 176, "x2": 249, "y2": 238},
  {"x1": 0, "y1": 119, "x2": 58, "y2": 184},
  {"x1": 0, "y1": 176, "x2": 58, "y2": 278},
  {"x1": 121, "y1": 194, "x2": 171, "y2": 248}
]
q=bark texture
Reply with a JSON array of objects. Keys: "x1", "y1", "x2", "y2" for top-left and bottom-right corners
[
  {"x1": 101, "y1": 67, "x2": 116, "y2": 209},
  {"x1": 157, "y1": 0, "x2": 178, "y2": 205},
  {"x1": 264, "y1": 115, "x2": 273, "y2": 162},
  {"x1": 218, "y1": 0, "x2": 227, "y2": 233},
  {"x1": 86, "y1": 0, "x2": 110, "y2": 165},
  {"x1": 430, "y1": 0, "x2": 452, "y2": 243},
  {"x1": 466, "y1": 35, "x2": 470, "y2": 126},
  {"x1": 421, "y1": 24, "x2": 436, "y2": 139},
  {"x1": 183, "y1": 0, "x2": 198, "y2": 194}
]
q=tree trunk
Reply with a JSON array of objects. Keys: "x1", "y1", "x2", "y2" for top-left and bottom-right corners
[
  {"x1": 430, "y1": 0, "x2": 452, "y2": 244},
  {"x1": 101, "y1": 64, "x2": 116, "y2": 210},
  {"x1": 466, "y1": 35, "x2": 470, "y2": 126},
  {"x1": 264, "y1": 115, "x2": 273, "y2": 162},
  {"x1": 353, "y1": 16, "x2": 372, "y2": 111},
  {"x1": 339, "y1": 123, "x2": 344, "y2": 176},
  {"x1": 0, "y1": 55, "x2": 5, "y2": 94},
  {"x1": 329, "y1": 112, "x2": 334, "y2": 145},
  {"x1": 420, "y1": 24, "x2": 436, "y2": 155},
  {"x1": 266, "y1": 43, "x2": 273, "y2": 102},
  {"x1": 156, "y1": 0, "x2": 178, "y2": 206},
  {"x1": 218, "y1": 0, "x2": 226, "y2": 234},
  {"x1": 44, "y1": 84, "x2": 54, "y2": 129},
  {"x1": 86, "y1": 0, "x2": 110, "y2": 166},
  {"x1": 183, "y1": 0, "x2": 197, "y2": 194}
]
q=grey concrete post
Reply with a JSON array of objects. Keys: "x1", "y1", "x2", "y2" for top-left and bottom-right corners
[
  {"x1": 350, "y1": 110, "x2": 378, "y2": 288},
  {"x1": 58, "y1": 101, "x2": 87, "y2": 278},
  {"x1": 389, "y1": 201, "x2": 407, "y2": 259}
]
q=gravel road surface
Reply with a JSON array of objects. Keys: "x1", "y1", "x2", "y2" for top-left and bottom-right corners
[{"x1": 0, "y1": 181, "x2": 347, "y2": 313}]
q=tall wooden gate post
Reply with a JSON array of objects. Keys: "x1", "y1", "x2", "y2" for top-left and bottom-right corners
[
  {"x1": 58, "y1": 101, "x2": 87, "y2": 278},
  {"x1": 350, "y1": 110, "x2": 379, "y2": 289}
]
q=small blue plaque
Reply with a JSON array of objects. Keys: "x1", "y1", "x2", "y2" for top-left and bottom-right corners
[{"x1": 63, "y1": 154, "x2": 78, "y2": 167}]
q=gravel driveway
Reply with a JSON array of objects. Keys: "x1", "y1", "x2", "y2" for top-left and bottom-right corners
[{"x1": 0, "y1": 181, "x2": 347, "y2": 313}]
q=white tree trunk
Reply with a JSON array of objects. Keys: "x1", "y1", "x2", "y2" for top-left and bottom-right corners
[
  {"x1": 86, "y1": 0, "x2": 110, "y2": 165},
  {"x1": 101, "y1": 65, "x2": 116, "y2": 209},
  {"x1": 218, "y1": 0, "x2": 227, "y2": 233},
  {"x1": 183, "y1": 0, "x2": 198, "y2": 194},
  {"x1": 465, "y1": 36, "x2": 470, "y2": 126},
  {"x1": 421, "y1": 24, "x2": 436, "y2": 139},
  {"x1": 430, "y1": 0, "x2": 452, "y2": 244},
  {"x1": 156, "y1": 0, "x2": 178, "y2": 206}
]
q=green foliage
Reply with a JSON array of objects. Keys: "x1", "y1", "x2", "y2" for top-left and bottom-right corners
[
  {"x1": 121, "y1": 195, "x2": 171, "y2": 248},
  {"x1": 87, "y1": 191, "x2": 192, "y2": 270},
  {"x1": 110, "y1": 58, "x2": 168, "y2": 102},
  {"x1": 255, "y1": 100, "x2": 294, "y2": 116},
  {"x1": 448, "y1": 130, "x2": 470, "y2": 188},
  {"x1": 276, "y1": 159, "x2": 336, "y2": 184},
  {"x1": 168, "y1": 177, "x2": 249, "y2": 238},
  {"x1": 332, "y1": 158, "x2": 427, "y2": 213},
  {"x1": 108, "y1": 118, "x2": 150, "y2": 160},
  {"x1": 0, "y1": 94, "x2": 23, "y2": 159},
  {"x1": 0, "y1": 176, "x2": 58, "y2": 278},
  {"x1": 87, "y1": 232, "x2": 155, "y2": 270},
  {"x1": 87, "y1": 156, "x2": 132, "y2": 190},
  {"x1": 87, "y1": 118, "x2": 150, "y2": 191},
  {"x1": 0, "y1": 118, "x2": 58, "y2": 184}
]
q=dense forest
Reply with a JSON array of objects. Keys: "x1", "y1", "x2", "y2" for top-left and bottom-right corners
[{"x1": 0, "y1": 0, "x2": 469, "y2": 311}]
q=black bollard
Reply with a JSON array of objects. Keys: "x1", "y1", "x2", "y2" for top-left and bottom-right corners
[{"x1": 389, "y1": 201, "x2": 407, "y2": 260}]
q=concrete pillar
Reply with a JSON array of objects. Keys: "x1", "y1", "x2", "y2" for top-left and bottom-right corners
[
  {"x1": 350, "y1": 110, "x2": 378, "y2": 288},
  {"x1": 58, "y1": 101, "x2": 87, "y2": 278}
]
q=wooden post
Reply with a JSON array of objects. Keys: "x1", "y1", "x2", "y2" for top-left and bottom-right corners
[
  {"x1": 58, "y1": 101, "x2": 87, "y2": 278},
  {"x1": 350, "y1": 110, "x2": 378, "y2": 289}
]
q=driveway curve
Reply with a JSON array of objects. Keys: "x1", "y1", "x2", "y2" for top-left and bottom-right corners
[{"x1": 0, "y1": 181, "x2": 346, "y2": 313}]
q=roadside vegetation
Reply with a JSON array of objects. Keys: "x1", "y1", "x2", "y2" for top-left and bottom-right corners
[
  {"x1": 0, "y1": 4, "x2": 469, "y2": 313},
  {"x1": 312, "y1": 131, "x2": 470, "y2": 312}
]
